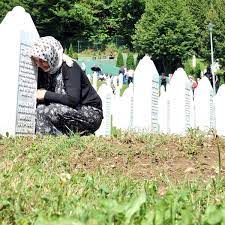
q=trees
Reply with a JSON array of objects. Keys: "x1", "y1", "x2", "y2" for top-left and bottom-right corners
[
  {"x1": 1, "y1": 0, "x2": 225, "y2": 70},
  {"x1": 132, "y1": 0, "x2": 199, "y2": 73},
  {"x1": 207, "y1": 0, "x2": 225, "y2": 70},
  {"x1": 116, "y1": 52, "x2": 124, "y2": 67},
  {"x1": 126, "y1": 53, "x2": 135, "y2": 70}
]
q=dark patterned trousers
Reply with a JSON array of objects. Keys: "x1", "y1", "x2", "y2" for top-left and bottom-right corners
[{"x1": 36, "y1": 103, "x2": 103, "y2": 135}]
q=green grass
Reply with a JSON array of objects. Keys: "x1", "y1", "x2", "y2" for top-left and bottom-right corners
[{"x1": 0, "y1": 133, "x2": 225, "y2": 224}]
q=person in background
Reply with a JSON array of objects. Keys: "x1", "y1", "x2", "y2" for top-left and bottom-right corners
[
  {"x1": 119, "y1": 65, "x2": 127, "y2": 84},
  {"x1": 127, "y1": 69, "x2": 134, "y2": 85},
  {"x1": 30, "y1": 36, "x2": 103, "y2": 136},
  {"x1": 204, "y1": 66, "x2": 213, "y2": 87},
  {"x1": 189, "y1": 75, "x2": 198, "y2": 93},
  {"x1": 204, "y1": 66, "x2": 219, "y2": 92},
  {"x1": 118, "y1": 65, "x2": 125, "y2": 75}
]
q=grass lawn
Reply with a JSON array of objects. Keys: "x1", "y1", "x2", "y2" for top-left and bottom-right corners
[{"x1": 0, "y1": 131, "x2": 225, "y2": 224}]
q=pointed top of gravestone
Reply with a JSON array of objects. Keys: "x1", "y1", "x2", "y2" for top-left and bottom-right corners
[
  {"x1": 198, "y1": 76, "x2": 212, "y2": 90},
  {"x1": 134, "y1": 55, "x2": 159, "y2": 83},
  {"x1": 12, "y1": 6, "x2": 25, "y2": 13},
  {"x1": 1, "y1": 6, "x2": 39, "y2": 36},
  {"x1": 98, "y1": 84, "x2": 112, "y2": 96},
  {"x1": 170, "y1": 68, "x2": 188, "y2": 84},
  {"x1": 194, "y1": 76, "x2": 213, "y2": 97},
  {"x1": 216, "y1": 84, "x2": 225, "y2": 97}
]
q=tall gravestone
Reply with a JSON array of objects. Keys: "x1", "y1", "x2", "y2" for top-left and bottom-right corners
[
  {"x1": 0, "y1": 6, "x2": 39, "y2": 136},
  {"x1": 132, "y1": 55, "x2": 159, "y2": 132},
  {"x1": 112, "y1": 86, "x2": 121, "y2": 128},
  {"x1": 118, "y1": 73, "x2": 123, "y2": 89},
  {"x1": 159, "y1": 85, "x2": 170, "y2": 134},
  {"x1": 117, "y1": 84, "x2": 134, "y2": 131},
  {"x1": 194, "y1": 77, "x2": 215, "y2": 132},
  {"x1": 95, "y1": 84, "x2": 113, "y2": 136},
  {"x1": 92, "y1": 72, "x2": 98, "y2": 90},
  {"x1": 215, "y1": 84, "x2": 225, "y2": 136},
  {"x1": 169, "y1": 68, "x2": 192, "y2": 135}
]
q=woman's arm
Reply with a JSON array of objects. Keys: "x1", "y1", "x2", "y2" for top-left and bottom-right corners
[{"x1": 44, "y1": 62, "x2": 82, "y2": 108}]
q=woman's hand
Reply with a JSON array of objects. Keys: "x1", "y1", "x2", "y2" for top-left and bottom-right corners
[{"x1": 36, "y1": 89, "x2": 47, "y2": 100}]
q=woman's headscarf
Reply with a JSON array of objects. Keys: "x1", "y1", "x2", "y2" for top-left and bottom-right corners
[{"x1": 30, "y1": 36, "x2": 73, "y2": 74}]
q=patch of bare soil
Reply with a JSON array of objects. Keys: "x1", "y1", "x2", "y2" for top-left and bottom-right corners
[{"x1": 69, "y1": 136, "x2": 225, "y2": 184}]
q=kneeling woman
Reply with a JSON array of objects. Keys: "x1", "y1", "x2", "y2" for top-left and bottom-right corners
[{"x1": 30, "y1": 36, "x2": 103, "y2": 135}]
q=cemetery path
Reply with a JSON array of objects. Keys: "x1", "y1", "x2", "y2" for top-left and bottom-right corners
[{"x1": 68, "y1": 134, "x2": 225, "y2": 188}]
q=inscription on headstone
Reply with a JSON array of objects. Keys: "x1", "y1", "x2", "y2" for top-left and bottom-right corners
[
  {"x1": 95, "y1": 84, "x2": 113, "y2": 136},
  {"x1": 16, "y1": 43, "x2": 37, "y2": 135}
]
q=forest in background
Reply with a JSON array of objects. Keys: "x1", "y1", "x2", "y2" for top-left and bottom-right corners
[{"x1": 1, "y1": 0, "x2": 225, "y2": 74}]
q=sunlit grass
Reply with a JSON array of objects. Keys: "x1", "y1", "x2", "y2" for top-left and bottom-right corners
[{"x1": 0, "y1": 131, "x2": 225, "y2": 224}]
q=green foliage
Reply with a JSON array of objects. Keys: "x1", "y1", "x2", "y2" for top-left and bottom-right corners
[
  {"x1": 116, "y1": 52, "x2": 124, "y2": 67},
  {"x1": 1, "y1": 0, "x2": 225, "y2": 71},
  {"x1": 133, "y1": 0, "x2": 199, "y2": 73},
  {"x1": 184, "y1": 57, "x2": 206, "y2": 79},
  {"x1": 126, "y1": 52, "x2": 135, "y2": 70},
  {"x1": 68, "y1": 43, "x2": 74, "y2": 58}
]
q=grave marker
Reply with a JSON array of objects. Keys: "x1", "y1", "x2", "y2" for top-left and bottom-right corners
[
  {"x1": 117, "y1": 84, "x2": 134, "y2": 131},
  {"x1": 0, "y1": 6, "x2": 39, "y2": 136},
  {"x1": 132, "y1": 55, "x2": 159, "y2": 132},
  {"x1": 159, "y1": 85, "x2": 170, "y2": 133},
  {"x1": 95, "y1": 84, "x2": 113, "y2": 136},
  {"x1": 214, "y1": 85, "x2": 225, "y2": 135},
  {"x1": 194, "y1": 76, "x2": 215, "y2": 131},
  {"x1": 169, "y1": 68, "x2": 192, "y2": 134}
]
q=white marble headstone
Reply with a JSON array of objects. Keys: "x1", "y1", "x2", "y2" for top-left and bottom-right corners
[
  {"x1": 132, "y1": 55, "x2": 159, "y2": 132},
  {"x1": 215, "y1": 84, "x2": 225, "y2": 136},
  {"x1": 112, "y1": 87, "x2": 121, "y2": 128},
  {"x1": 169, "y1": 68, "x2": 192, "y2": 134},
  {"x1": 106, "y1": 77, "x2": 111, "y2": 87},
  {"x1": 95, "y1": 84, "x2": 113, "y2": 136},
  {"x1": 117, "y1": 84, "x2": 134, "y2": 131},
  {"x1": 0, "y1": 6, "x2": 39, "y2": 136},
  {"x1": 92, "y1": 72, "x2": 98, "y2": 90},
  {"x1": 119, "y1": 73, "x2": 123, "y2": 89},
  {"x1": 113, "y1": 75, "x2": 118, "y2": 88},
  {"x1": 159, "y1": 85, "x2": 170, "y2": 133},
  {"x1": 194, "y1": 76, "x2": 215, "y2": 131}
]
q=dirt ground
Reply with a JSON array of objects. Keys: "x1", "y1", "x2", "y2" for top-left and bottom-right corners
[{"x1": 69, "y1": 134, "x2": 225, "y2": 188}]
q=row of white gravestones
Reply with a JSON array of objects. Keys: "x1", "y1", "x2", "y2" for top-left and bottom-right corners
[
  {"x1": 158, "y1": 70, "x2": 216, "y2": 135},
  {"x1": 95, "y1": 61, "x2": 216, "y2": 136},
  {"x1": 94, "y1": 58, "x2": 225, "y2": 137},
  {"x1": 0, "y1": 6, "x2": 39, "y2": 136},
  {"x1": 158, "y1": 73, "x2": 216, "y2": 135},
  {"x1": 0, "y1": 8, "x2": 219, "y2": 137},
  {"x1": 96, "y1": 55, "x2": 160, "y2": 136}
]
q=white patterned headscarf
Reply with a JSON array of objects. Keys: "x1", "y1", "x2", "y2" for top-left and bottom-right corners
[{"x1": 30, "y1": 36, "x2": 74, "y2": 74}]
